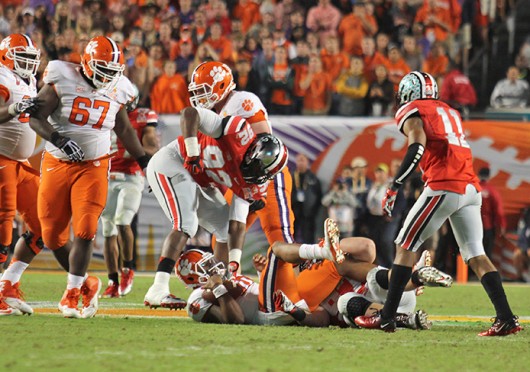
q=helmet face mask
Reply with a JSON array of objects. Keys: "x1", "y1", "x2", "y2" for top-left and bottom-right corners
[
  {"x1": 240, "y1": 134, "x2": 289, "y2": 185},
  {"x1": 0, "y1": 34, "x2": 41, "y2": 78},
  {"x1": 86, "y1": 59, "x2": 124, "y2": 90},
  {"x1": 188, "y1": 81, "x2": 219, "y2": 109},
  {"x1": 188, "y1": 61, "x2": 235, "y2": 109},
  {"x1": 397, "y1": 71, "x2": 439, "y2": 106}
]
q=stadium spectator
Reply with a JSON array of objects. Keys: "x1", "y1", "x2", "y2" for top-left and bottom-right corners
[
  {"x1": 306, "y1": 0, "x2": 342, "y2": 47},
  {"x1": 362, "y1": 36, "x2": 390, "y2": 82},
  {"x1": 158, "y1": 22, "x2": 178, "y2": 60},
  {"x1": 146, "y1": 43, "x2": 165, "y2": 90},
  {"x1": 273, "y1": 0, "x2": 298, "y2": 31},
  {"x1": 306, "y1": 31, "x2": 320, "y2": 55},
  {"x1": 175, "y1": 40, "x2": 194, "y2": 78},
  {"x1": 478, "y1": 167, "x2": 506, "y2": 260},
  {"x1": 233, "y1": 0, "x2": 261, "y2": 34},
  {"x1": 368, "y1": 64, "x2": 395, "y2": 116},
  {"x1": 253, "y1": 36, "x2": 275, "y2": 105},
  {"x1": 291, "y1": 40, "x2": 310, "y2": 114},
  {"x1": 292, "y1": 154, "x2": 322, "y2": 243},
  {"x1": 287, "y1": 8, "x2": 308, "y2": 43},
  {"x1": 350, "y1": 156, "x2": 372, "y2": 237},
  {"x1": 150, "y1": 60, "x2": 190, "y2": 114},
  {"x1": 191, "y1": 11, "x2": 208, "y2": 44},
  {"x1": 402, "y1": 34, "x2": 423, "y2": 72},
  {"x1": 422, "y1": 41, "x2": 449, "y2": 83},
  {"x1": 335, "y1": 56, "x2": 369, "y2": 116},
  {"x1": 188, "y1": 42, "x2": 219, "y2": 78},
  {"x1": 272, "y1": 27, "x2": 296, "y2": 60},
  {"x1": 266, "y1": 46, "x2": 294, "y2": 114},
  {"x1": 386, "y1": 43, "x2": 411, "y2": 89},
  {"x1": 339, "y1": 1, "x2": 378, "y2": 57},
  {"x1": 391, "y1": 0, "x2": 416, "y2": 43},
  {"x1": 515, "y1": 53, "x2": 530, "y2": 86},
  {"x1": 322, "y1": 178, "x2": 357, "y2": 239},
  {"x1": 490, "y1": 66, "x2": 530, "y2": 108},
  {"x1": 414, "y1": 0, "x2": 456, "y2": 44},
  {"x1": 439, "y1": 59, "x2": 478, "y2": 113},
  {"x1": 233, "y1": 56, "x2": 260, "y2": 95},
  {"x1": 178, "y1": 0, "x2": 195, "y2": 25},
  {"x1": 376, "y1": 32, "x2": 390, "y2": 57},
  {"x1": 320, "y1": 36, "x2": 350, "y2": 83},
  {"x1": 366, "y1": 163, "x2": 393, "y2": 267},
  {"x1": 204, "y1": 22, "x2": 233, "y2": 64},
  {"x1": 300, "y1": 54, "x2": 332, "y2": 115}
]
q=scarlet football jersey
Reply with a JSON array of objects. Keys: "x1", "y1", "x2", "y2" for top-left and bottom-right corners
[
  {"x1": 395, "y1": 99, "x2": 480, "y2": 194},
  {"x1": 110, "y1": 108, "x2": 157, "y2": 174},
  {"x1": 177, "y1": 116, "x2": 268, "y2": 201}
]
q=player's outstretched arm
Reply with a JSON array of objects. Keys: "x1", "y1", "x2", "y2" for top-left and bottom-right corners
[
  {"x1": 28, "y1": 84, "x2": 60, "y2": 140},
  {"x1": 114, "y1": 107, "x2": 149, "y2": 168},
  {"x1": 201, "y1": 274, "x2": 245, "y2": 324}
]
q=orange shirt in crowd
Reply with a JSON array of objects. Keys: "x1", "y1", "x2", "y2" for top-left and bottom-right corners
[
  {"x1": 338, "y1": 14, "x2": 378, "y2": 56},
  {"x1": 271, "y1": 63, "x2": 292, "y2": 106},
  {"x1": 204, "y1": 37, "x2": 233, "y2": 64},
  {"x1": 150, "y1": 73, "x2": 190, "y2": 114},
  {"x1": 387, "y1": 58, "x2": 411, "y2": 89},
  {"x1": 320, "y1": 49, "x2": 350, "y2": 82},
  {"x1": 233, "y1": 0, "x2": 261, "y2": 33},
  {"x1": 292, "y1": 62, "x2": 309, "y2": 98},
  {"x1": 363, "y1": 52, "x2": 390, "y2": 82},
  {"x1": 303, "y1": 71, "x2": 332, "y2": 111},
  {"x1": 415, "y1": 4, "x2": 453, "y2": 42},
  {"x1": 422, "y1": 54, "x2": 449, "y2": 79}
]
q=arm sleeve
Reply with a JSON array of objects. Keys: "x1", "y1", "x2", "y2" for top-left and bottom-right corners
[
  {"x1": 187, "y1": 289, "x2": 213, "y2": 322},
  {"x1": 229, "y1": 194, "x2": 250, "y2": 223},
  {"x1": 392, "y1": 142, "x2": 425, "y2": 189},
  {"x1": 196, "y1": 107, "x2": 223, "y2": 138}
]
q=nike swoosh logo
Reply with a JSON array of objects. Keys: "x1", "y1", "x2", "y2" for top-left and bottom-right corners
[
  {"x1": 0, "y1": 166, "x2": 6, "y2": 170},
  {"x1": 46, "y1": 167, "x2": 56, "y2": 172}
]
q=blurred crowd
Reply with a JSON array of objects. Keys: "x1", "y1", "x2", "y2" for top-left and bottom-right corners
[{"x1": 5, "y1": 0, "x2": 528, "y2": 115}]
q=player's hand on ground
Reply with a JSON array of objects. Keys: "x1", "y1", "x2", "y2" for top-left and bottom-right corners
[
  {"x1": 382, "y1": 188, "x2": 398, "y2": 217},
  {"x1": 51, "y1": 133, "x2": 85, "y2": 162},
  {"x1": 184, "y1": 156, "x2": 203, "y2": 175},
  {"x1": 252, "y1": 254, "x2": 267, "y2": 272},
  {"x1": 8, "y1": 97, "x2": 43, "y2": 116}
]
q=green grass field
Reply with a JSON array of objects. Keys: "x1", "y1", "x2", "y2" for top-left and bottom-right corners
[{"x1": 2, "y1": 271, "x2": 529, "y2": 372}]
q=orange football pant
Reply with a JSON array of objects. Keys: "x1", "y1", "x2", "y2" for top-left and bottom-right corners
[
  {"x1": 0, "y1": 155, "x2": 41, "y2": 253},
  {"x1": 296, "y1": 260, "x2": 342, "y2": 312},
  {"x1": 38, "y1": 152, "x2": 109, "y2": 249}
]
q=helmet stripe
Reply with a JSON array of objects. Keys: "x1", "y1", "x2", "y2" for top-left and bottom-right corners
[
  {"x1": 21, "y1": 34, "x2": 33, "y2": 47},
  {"x1": 411, "y1": 71, "x2": 426, "y2": 98},
  {"x1": 106, "y1": 36, "x2": 120, "y2": 63}
]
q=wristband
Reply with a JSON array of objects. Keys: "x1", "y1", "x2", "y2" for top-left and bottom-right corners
[
  {"x1": 50, "y1": 131, "x2": 64, "y2": 147},
  {"x1": 136, "y1": 154, "x2": 151, "y2": 170},
  {"x1": 184, "y1": 137, "x2": 200, "y2": 157},
  {"x1": 229, "y1": 249, "x2": 242, "y2": 267},
  {"x1": 212, "y1": 284, "x2": 228, "y2": 299},
  {"x1": 7, "y1": 103, "x2": 17, "y2": 116}
]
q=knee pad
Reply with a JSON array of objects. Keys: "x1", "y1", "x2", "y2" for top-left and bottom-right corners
[
  {"x1": 337, "y1": 292, "x2": 372, "y2": 326},
  {"x1": 101, "y1": 217, "x2": 118, "y2": 238},
  {"x1": 366, "y1": 266, "x2": 390, "y2": 304},
  {"x1": 22, "y1": 231, "x2": 45, "y2": 255}
]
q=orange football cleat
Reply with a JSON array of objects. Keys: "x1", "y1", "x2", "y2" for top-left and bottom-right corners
[
  {"x1": 58, "y1": 288, "x2": 82, "y2": 318},
  {"x1": 0, "y1": 280, "x2": 33, "y2": 315},
  {"x1": 80, "y1": 275, "x2": 101, "y2": 318}
]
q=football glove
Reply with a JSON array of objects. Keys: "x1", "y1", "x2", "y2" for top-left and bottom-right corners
[
  {"x1": 8, "y1": 97, "x2": 42, "y2": 116},
  {"x1": 51, "y1": 132, "x2": 85, "y2": 162},
  {"x1": 249, "y1": 198, "x2": 266, "y2": 212},
  {"x1": 382, "y1": 188, "x2": 398, "y2": 217},
  {"x1": 184, "y1": 156, "x2": 203, "y2": 175}
]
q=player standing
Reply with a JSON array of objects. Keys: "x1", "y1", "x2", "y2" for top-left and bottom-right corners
[
  {"x1": 29, "y1": 36, "x2": 149, "y2": 318},
  {"x1": 355, "y1": 71, "x2": 522, "y2": 336},
  {"x1": 100, "y1": 87, "x2": 160, "y2": 298}
]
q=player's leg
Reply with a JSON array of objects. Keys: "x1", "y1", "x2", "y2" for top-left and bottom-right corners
[
  {"x1": 356, "y1": 188, "x2": 456, "y2": 331},
  {"x1": 115, "y1": 175, "x2": 144, "y2": 296},
  {"x1": 100, "y1": 179, "x2": 120, "y2": 298},
  {"x1": 0, "y1": 158, "x2": 17, "y2": 270},
  {"x1": 449, "y1": 185, "x2": 521, "y2": 336},
  {"x1": 144, "y1": 149, "x2": 197, "y2": 309}
]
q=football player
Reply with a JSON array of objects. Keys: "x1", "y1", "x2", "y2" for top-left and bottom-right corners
[
  {"x1": 188, "y1": 62, "x2": 298, "y2": 311},
  {"x1": 28, "y1": 36, "x2": 149, "y2": 318},
  {"x1": 143, "y1": 106, "x2": 288, "y2": 309},
  {"x1": 0, "y1": 34, "x2": 46, "y2": 316},
  {"x1": 355, "y1": 71, "x2": 522, "y2": 336},
  {"x1": 100, "y1": 86, "x2": 160, "y2": 298}
]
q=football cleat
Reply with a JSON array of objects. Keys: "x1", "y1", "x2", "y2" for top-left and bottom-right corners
[
  {"x1": 0, "y1": 280, "x2": 33, "y2": 315},
  {"x1": 58, "y1": 288, "x2": 82, "y2": 318},
  {"x1": 416, "y1": 266, "x2": 453, "y2": 287},
  {"x1": 80, "y1": 275, "x2": 101, "y2": 318},
  {"x1": 318, "y1": 218, "x2": 345, "y2": 264},
  {"x1": 273, "y1": 289, "x2": 306, "y2": 322},
  {"x1": 414, "y1": 250, "x2": 432, "y2": 271},
  {"x1": 119, "y1": 268, "x2": 134, "y2": 296},
  {"x1": 355, "y1": 312, "x2": 396, "y2": 332},
  {"x1": 144, "y1": 285, "x2": 187, "y2": 310},
  {"x1": 0, "y1": 295, "x2": 22, "y2": 316},
  {"x1": 395, "y1": 310, "x2": 432, "y2": 330},
  {"x1": 478, "y1": 316, "x2": 523, "y2": 337},
  {"x1": 101, "y1": 280, "x2": 120, "y2": 298}
]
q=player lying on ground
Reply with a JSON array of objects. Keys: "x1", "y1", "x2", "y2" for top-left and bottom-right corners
[{"x1": 144, "y1": 106, "x2": 288, "y2": 309}]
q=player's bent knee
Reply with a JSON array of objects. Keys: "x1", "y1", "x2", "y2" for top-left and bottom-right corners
[{"x1": 337, "y1": 293, "x2": 371, "y2": 319}]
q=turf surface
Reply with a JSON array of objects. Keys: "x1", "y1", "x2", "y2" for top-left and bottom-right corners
[{"x1": 2, "y1": 271, "x2": 529, "y2": 372}]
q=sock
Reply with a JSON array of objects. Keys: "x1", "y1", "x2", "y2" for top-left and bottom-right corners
[
  {"x1": 157, "y1": 257, "x2": 176, "y2": 274},
  {"x1": 67, "y1": 273, "x2": 85, "y2": 290},
  {"x1": 154, "y1": 271, "x2": 171, "y2": 288},
  {"x1": 123, "y1": 260, "x2": 134, "y2": 269},
  {"x1": 299, "y1": 244, "x2": 330, "y2": 261},
  {"x1": 375, "y1": 269, "x2": 390, "y2": 290},
  {"x1": 108, "y1": 272, "x2": 119, "y2": 284},
  {"x1": 1, "y1": 260, "x2": 29, "y2": 284},
  {"x1": 381, "y1": 264, "x2": 412, "y2": 321},
  {"x1": 481, "y1": 271, "x2": 514, "y2": 321}
]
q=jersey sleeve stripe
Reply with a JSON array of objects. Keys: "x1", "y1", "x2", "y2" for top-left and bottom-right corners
[
  {"x1": 223, "y1": 116, "x2": 244, "y2": 136},
  {"x1": 398, "y1": 107, "x2": 419, "y2": 131}
]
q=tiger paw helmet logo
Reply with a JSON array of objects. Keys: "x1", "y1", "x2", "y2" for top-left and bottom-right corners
[
  {"x1": 242, "y1": 99, "x2": 254, "y2": 112},
  {"x1": 210, "y1": 66, "x2": 226, "y2": 83},
  {"x1": 179, "y1": 259, "x2": 192, "y2": 276},
  {"x1": 85, "y1": 40, "x2": 98, "y2": 56},
  {"x1": 0, "y1": 37, "x2": 11, "y2": 50}
]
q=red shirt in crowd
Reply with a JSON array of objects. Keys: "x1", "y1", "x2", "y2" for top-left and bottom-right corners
[
  {"x1": 440, "y1": 69, "x2": 478, "y2": 106},
  {"x1": 479, "y1": 180, "x2": 506, "y2": 231}
]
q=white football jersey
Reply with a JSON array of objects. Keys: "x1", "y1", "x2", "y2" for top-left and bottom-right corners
[
  {"x1": 218, "y1": 91, "x2": 271, "y2": 132},
  {"x1": 43, "y1": 61, "x2": 135, "y2": 160},
  {"x1": 0, "y1": 66, "x2": 37, "y2": 161}
]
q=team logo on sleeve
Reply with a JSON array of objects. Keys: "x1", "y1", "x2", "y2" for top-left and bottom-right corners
[
  {"x1": 189, "y1": 300, "x2": 201, "y2": 315},
  {"x1": 242, "y1": 99, "x2": 254, "y2": 112}
]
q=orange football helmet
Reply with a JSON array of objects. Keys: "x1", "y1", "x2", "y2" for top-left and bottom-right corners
[
  {"x1": 81, "y1": 36, "x2": 124, "y2": 90},
  {"x1": 0, "y1": 33, "x2": 40, "y2": 78},
  {"x1": 188, "y1": 61, "x2": 236, "y2": 109},
  {"x1": 175, "y1": 249, "x2": 226, "y2": 289}
]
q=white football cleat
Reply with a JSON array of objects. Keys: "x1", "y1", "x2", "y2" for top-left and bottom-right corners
[
  {"x1": 414, "y1": 250, "x2": 432, "y2": 271},
  {"x1": 319, "y1": 218, "x2": 345, "y2": 263},
  {"x1": 144, "y1": 285, "x2": 186, "y2": 310},
  {"x1": 0, "y1": 280, "x2": 33, "y2": 315},
  {"x1": 416, "y1": 266, "x2": 453, "y2": 287}
]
